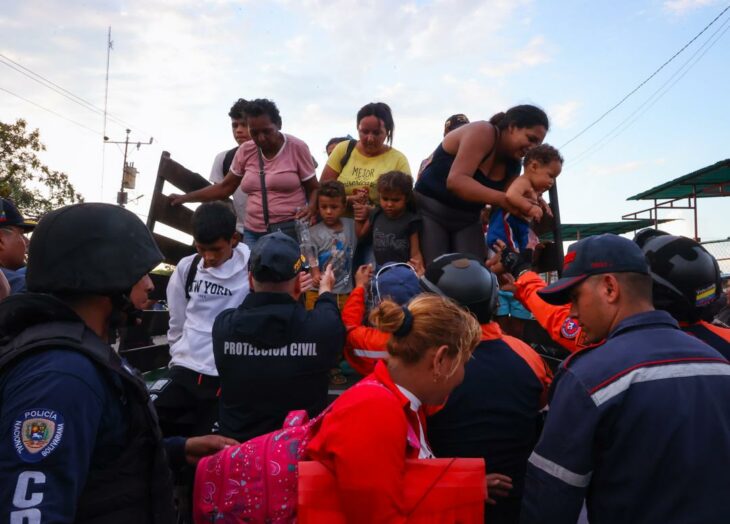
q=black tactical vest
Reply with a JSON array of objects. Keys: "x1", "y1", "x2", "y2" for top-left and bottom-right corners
[{"x1": 0, "y1": 294, "x2": 177, "y2": 524}]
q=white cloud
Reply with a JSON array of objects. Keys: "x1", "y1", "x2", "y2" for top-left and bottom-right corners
[
  {"x1": 663, "y1": 0, "x2": 721, "y2": 14},
  {"x1": 549, "y1": 100, "x2": 581, "y2": 130},
  {"x1": 480, "y1": 36, "x2": 552, "y2": 78}
]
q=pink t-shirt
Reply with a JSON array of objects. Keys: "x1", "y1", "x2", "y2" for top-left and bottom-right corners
[{"x1": 231, "y1": 134, "x2": 316, "y2": 233}]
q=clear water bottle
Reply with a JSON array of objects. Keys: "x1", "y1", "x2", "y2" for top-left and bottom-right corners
[{"x1": 295, "y1": 212, "x2": 318, "y2": 270}]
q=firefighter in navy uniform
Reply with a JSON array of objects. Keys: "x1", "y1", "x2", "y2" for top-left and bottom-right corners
[
  {"x1": 422, "y1": 254, "x2": 552, "y2": 524},
  {"x1": 520, "y1": 234, "x2": 730, "y2": 524},
  {"x1": 490, "y1": 230, "x2": 729, "y2": 357},
  {"x1": 0, "y1": 203, "x2": 234, "y2": 524}
]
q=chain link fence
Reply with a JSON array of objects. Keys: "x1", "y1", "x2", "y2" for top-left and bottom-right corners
[{"x1": 702, "y1": 238, "x2": 730, "y2": 275}]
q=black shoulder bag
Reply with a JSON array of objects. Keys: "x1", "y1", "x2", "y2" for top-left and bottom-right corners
[{"x1": 258, "y1": 147, "x2": 300, "y2": 241}]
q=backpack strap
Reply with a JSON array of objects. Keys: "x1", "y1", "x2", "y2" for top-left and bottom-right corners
[
  {"x1": 184, "y1": 254, "x2": 202, "y2": 300},
  {"x1": 339, "y1": 139, "x2": 357, "y2": 170},
  {"x1": 222, "y1": 146, "x2": 238, "y2": 176}
]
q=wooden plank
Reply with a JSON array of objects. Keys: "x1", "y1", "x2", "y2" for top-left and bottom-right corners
[
  {"x1": 158, "y1": 153, "x2": 211, "y2": 193},
  {"x1": 153, "y1": 233, "x2": 195, "y2": 266},
  {"x1": 150, "y1": 193, "x2": 196, "y2": 233}
]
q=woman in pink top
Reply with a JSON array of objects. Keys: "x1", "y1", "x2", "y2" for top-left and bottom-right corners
[{"x1": 171, "y1": 99, "x2": 319, "y2": 248}]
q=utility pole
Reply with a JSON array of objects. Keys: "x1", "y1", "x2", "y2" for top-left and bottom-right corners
[
  {"x1": 101, "y1": 26, "x2": 113, "y2": 200},
  {"x1": 104, "y1": 129, "x2": 153, "y2": 207}
]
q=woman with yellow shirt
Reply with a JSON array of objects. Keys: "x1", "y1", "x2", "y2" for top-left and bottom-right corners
[{"x1": 321, "y1": 102, "x2": 411, "y2": 212}]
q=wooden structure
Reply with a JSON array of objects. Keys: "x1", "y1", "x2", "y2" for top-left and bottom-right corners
[{"x1": 146, "y1": 151, "x2": 212, "y2": 265}]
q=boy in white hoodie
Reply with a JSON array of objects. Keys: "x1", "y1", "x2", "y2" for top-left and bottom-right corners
[{"x1": 152, "y1": 202, "x2": 251, "y2": 437}]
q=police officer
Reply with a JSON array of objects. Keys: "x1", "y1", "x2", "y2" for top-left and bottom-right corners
[
  {"x1": 421, "y1": 254, "x2": 549, "y2": 523},
  {"x1": 490, "y1": 231, "x2": 729, "y2": 356},
  {"x1": 212, "y1": 231, "x2": 345, "y2": 442},
  {"x1": 520, "y1": 234, "x2": 730, "y2": 523},
  {"x1": 0, "y1": 203, "x2": 234, "y2": 523}
]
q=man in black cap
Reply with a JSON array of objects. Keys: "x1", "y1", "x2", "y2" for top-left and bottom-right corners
[
  {"x1": 0, "y1": 198, "x2": 36, "y2": 295},
  {"x1": 212, "y1": 231, "x2": 345, "y2": 442},
  {"x1": 520, "y1": 234, "x2": 730, "y2": 524}
]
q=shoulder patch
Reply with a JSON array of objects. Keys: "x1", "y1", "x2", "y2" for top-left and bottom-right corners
[
  {"x1": 13, "y1": 409, "x2": 65, "y2": 463},
  {"x1": 560, "y1": 317, "x2": 580, "y2": 339}
]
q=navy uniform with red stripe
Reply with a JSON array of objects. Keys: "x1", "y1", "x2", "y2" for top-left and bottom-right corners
[
  {"x1": 428, "y1": 323, "x2": 551, "y2": 524},
  {"x1": 420, "y1": 253, "x2": 552, "y2": 524},
  {"x1": 521, "y1": 235, "x2": 730, "y2": 524}
]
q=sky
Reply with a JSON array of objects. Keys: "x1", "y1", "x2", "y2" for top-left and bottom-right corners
[{"x1": 1, "y1": 0, "x2": 729, "y2": 245}]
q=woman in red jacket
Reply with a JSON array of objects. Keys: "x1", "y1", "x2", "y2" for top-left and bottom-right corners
[{"x1": 306, "y1": 294, "x2": 512, "y2": 523}]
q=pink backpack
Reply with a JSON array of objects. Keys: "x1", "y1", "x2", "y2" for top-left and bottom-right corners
[{"x1": 192, "y1": 408, "x2": 329, "y2": 523}]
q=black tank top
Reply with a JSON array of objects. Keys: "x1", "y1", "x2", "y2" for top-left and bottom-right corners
[{"x1": 415, "y1": 128, "x2": 516, "y2": 213}]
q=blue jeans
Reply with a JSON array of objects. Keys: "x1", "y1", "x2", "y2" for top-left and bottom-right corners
[{"x1": 242, "y1": 230, "x2": 266, "y2": 250}]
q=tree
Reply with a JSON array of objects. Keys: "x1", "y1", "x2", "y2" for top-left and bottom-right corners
[{"x1": 0, "y1": 118, "x2": 84, "y2": 218}]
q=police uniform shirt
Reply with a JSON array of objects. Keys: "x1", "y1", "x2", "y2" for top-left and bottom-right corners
[{"x1": 0, "y1": 349, "x2": 128, "y2": 522}]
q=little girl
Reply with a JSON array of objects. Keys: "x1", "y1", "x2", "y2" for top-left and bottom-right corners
[{"x1": 354, "y1": 171, "x2": 425, "y2": 274}]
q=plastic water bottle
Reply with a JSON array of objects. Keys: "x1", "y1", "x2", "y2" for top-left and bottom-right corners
[{"x1": 295, "y1": 211, "x2": 318, "y2": 270}]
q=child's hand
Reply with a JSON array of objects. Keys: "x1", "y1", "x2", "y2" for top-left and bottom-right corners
[
  {"x1": 538, "y1": 196, "x2": 553, "y2": 218},
  {"x1": 354, "y1": 264, "x2": 373, "y2": 288},
  {"x1": 409, "y1": 257, "x2": 425, "y2": 277},
  {"x1": 527, "y1": 204, "x2": 543, "y2": 221},
  {"x1": 353, "y1": 203, "x2": 371, "y2": 222},
  {"x1": 319, "y1": 265, "x2": 336, "y2": 294},
  {"x1": 486, "y1": 240, "x2": 508, "y2": 275}
]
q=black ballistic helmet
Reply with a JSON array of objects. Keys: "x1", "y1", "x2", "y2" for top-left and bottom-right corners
[
  {"x1": 639, "y1": 232, "x2": 722, "y2": 322},
  {"x1": 421, "y1": 253, "x2": 498, "y2": 323},
  {"x1": 26, "y1": 203, "x2": 163, "y2": 295}
]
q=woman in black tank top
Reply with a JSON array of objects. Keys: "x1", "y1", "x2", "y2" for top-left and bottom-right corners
[{"x1": 414, "y1": 105, "x2": 550, "y2": 263}]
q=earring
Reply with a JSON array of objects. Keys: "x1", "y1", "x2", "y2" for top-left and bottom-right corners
[{"x1": 433, "y1": 373, "x2": 441, "y2": 383}]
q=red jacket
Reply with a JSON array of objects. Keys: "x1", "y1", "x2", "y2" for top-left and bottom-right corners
[
  {"x1": 514, "y1": 271, "x2": 730, "y2": 358},
  {"x1": 305, "y1": 361, "x2": 425, "y2": 524},
  {"x1": 341, "y1": 286, "x2": 390, "y2": 376},
  {"x1": 513, "y1": 271, "x2": 592, "y2": 353}
]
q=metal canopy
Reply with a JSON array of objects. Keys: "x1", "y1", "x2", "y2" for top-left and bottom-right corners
[
  {"x1": 623, "y1": 159, "x2": 730, "y2": 241},
  {"x1": 540, "y1": 219, "x2": 673, "y2": 242},
  {"x1": 627, "y1": 159, "x2": 730, "y2": 201}
]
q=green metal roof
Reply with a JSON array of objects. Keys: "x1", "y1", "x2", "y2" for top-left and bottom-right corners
[
  {"x1": 540, "y1": 219, "x2": 673, "y2": 242},
  {"x1": 628, "y1": 159, "x2": 730, "y2": 201}
]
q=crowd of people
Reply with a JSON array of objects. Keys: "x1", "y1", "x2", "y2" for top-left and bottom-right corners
[{"x1": 0, "y1": 96, "x2": 729, "y2": 524}]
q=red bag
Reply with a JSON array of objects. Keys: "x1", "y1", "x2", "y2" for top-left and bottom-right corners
[{"x1": 297, "y1": 458, "x2": 486, "y2": 523}]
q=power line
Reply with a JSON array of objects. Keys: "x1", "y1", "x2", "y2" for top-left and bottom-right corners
[
  {"x1": 560, "y1": 3, "x2": 730, "y2": 149},
  {"x1": 0, "y1": 86, "x2": 102, "y2": 135},
  {"x1": 0, "y1": 52, "x2": 143, "y2": 133},
  {"x1": 566, "y1": 13, "x2": 730, "y2": 168}
]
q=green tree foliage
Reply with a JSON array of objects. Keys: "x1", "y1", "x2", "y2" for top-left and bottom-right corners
[{"x1": 0, "y1": 118, "x2": 84, "y2": 218}]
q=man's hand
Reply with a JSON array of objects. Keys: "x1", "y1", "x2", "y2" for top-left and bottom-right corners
[
  {"x1": 185, "y1": 434, "x2": 239, "y2": 465},
  {"x1": 354, "y1": 264, "x2": 373, "y2": 288},
  {"x1": 485, "y1": 473, "x2": 513, "y2": 505},
  {"x1": 318, "y1": 265, "x2": 336, "y2": 295},
  {"x1": 299, "y1": 271, "x2": 314, "y2": 293}
]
